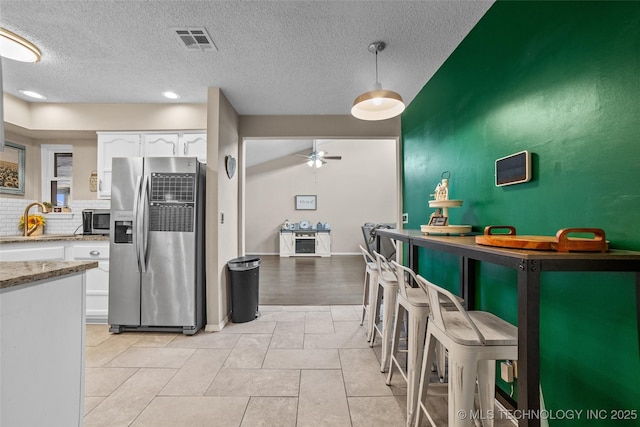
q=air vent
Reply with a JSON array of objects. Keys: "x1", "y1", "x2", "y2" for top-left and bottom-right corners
[{"x1": 172, "y1": 27, "x2": 217, "y2": 52}]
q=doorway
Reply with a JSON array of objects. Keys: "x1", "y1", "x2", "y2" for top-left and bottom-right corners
[{"x1": 241, "y1": 138, "x2": 400, "y2": 305}]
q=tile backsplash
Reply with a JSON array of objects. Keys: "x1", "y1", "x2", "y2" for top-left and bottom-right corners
[{"x1": 0, "y1": 198, "x2": 110, "y2": 236}]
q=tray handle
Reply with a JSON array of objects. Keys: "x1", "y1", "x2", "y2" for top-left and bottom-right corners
[
  {"x1": 556, "y1": 228, "x2": 607, "y2": 252},
  {"x1": 484, "y1": 225, "x2": 516, "y2": 236}
]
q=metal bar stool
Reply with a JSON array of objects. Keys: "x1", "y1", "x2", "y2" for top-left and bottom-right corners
[
  {"x1": 369, "y1": 250, "x2": 399, "y2": 372},
  {"x1": 414, "y1": 274, "x2": 518, "y2": 427},
  {"x1": 359, "y1": 245, "x2": 379, "y2": 341},
  {"x1": 386, "y1": 261, "x2": 431, "y2": 426}
]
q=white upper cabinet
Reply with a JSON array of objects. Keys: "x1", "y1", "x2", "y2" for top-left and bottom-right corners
[
  {"x1": 142, "y1": 134, "x2": 180, "y2": 157},
  {"x1": 181, "y1": 133, "x2": 207, "y2": 162},
  {"x1": 97, "y1": 131, "x2": 206, "y2": 199},
  {"x1": 97, "y1": 133, "x2": 140, "y2": 199}
]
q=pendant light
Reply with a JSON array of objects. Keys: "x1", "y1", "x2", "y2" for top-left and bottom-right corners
[
  {"x1": 0, "y1": 27, "x2": 41, "y2": 63},
  {"x1": 351, "y1": 41, "x2": 404, "y2": 121}
]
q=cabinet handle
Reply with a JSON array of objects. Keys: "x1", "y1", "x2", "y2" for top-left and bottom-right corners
[
  {"x1": 89, "y1": 250, "x2": 100, "y2": 256},
  {"x1": 184, "y1": 143, "x2": 187, "y2": 155},
  {"x1": 172, "y1": 143, "x2": 176, "y2": 156},
  {"x1": 99, "y1": 179, "x2": 102, "y2": 191}
]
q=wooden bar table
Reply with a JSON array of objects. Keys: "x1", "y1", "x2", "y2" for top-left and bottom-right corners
[{"x1": 376, "y1": 228, "x2": 640, "y2": 427}]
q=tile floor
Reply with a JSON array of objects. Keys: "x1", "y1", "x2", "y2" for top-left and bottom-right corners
[{"x1": 84, "y1": 305, "x2": 516, "y2": 427}]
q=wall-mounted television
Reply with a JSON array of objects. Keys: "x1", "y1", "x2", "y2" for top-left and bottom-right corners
[{"x1": 495, "y1": 150, "x2": 531, "y2": 187}]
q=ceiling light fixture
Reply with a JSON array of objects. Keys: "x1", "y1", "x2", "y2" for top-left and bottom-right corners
[
  {"x1": 0, "y1": 27, "x2": 41, "y2": 63},
  {"x1": 307, "y1": 154, "x2": 323, "y2": 169},
  {"x1": 19, "y1": 89, "x2": 46, "y2": 100},
  {"x1": 351, "y1": 41, "x2": 405, "y2": 121},
  {"x1": 162, "y1": 91, "x2": 180, "y2": 99}
]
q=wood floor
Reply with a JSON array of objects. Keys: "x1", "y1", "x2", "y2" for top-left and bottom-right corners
[{"x1": 256, "y1": 255, "x2": 364, "y2": 305}]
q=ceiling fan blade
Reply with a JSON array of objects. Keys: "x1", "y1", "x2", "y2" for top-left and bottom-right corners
[
  {"x1": 323, "y1": 156, "x2": 342, "y2": 160},
  {"x1": 295, "y1": 154, "x2": 312, "y2": 159}
]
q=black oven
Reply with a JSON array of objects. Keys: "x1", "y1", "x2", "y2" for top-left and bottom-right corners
[
  {"x1": 295, "y1": 233, "x2": 316, "y2": 254},
  {"x1": 82, "y1": 209, "x2": 110, "y2": 235}
]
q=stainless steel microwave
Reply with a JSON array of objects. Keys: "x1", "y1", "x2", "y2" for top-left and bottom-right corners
[{"x1": 82, "y1": 209, "x2": 110, "y2": 235}]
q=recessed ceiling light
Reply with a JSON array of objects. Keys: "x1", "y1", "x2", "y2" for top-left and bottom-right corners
[
  {"x1": 19, "y1": 89, "x2": 47, "y2": 100},
  {"x1": 162, "y1": 91, "x2": 180, "y2": 100},
  {"x1": 0, "y1": 27, "x2": 41, "y2": 63}
]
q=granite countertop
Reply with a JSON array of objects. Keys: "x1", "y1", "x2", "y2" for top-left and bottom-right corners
[
  {"x1": 0, "y1": 260, "x2": 99, "y2": 289},
  {"x1": 0, "y1": 234, "x2": 109, "y2": 245}
]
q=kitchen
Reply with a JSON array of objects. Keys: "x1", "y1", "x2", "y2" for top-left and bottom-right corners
[{"x1": 2, "y1": 1, "x2": 640, "y2": 427}]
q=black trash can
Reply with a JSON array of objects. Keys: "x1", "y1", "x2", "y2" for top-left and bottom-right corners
[{"x1": 228, "y1": 256, "x2": 261, "y2": 323}]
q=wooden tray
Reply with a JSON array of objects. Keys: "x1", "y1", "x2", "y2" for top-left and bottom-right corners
[{"x1": 475, "y1": 226, "x2": 608, "y2": 252}]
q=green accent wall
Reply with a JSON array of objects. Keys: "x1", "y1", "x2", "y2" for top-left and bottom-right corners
[{"x1": 401, "y1": 1, "x2": 639, "y2": 425}]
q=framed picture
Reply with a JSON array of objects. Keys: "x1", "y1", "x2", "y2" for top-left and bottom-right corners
[
  {"x1": 295, "y1": 195, "x2": 317, "y2": 210},
  {"x1": 0, "y1": 141, "x2": 26, "y2": 195},
  {"x1": 428, "y1": 216, "x2": 448, "y2": 226}
]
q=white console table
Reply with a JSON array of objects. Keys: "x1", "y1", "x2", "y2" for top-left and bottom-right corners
[{"x1": 279, "y1": 230, "x2": 331, "y2": 257}]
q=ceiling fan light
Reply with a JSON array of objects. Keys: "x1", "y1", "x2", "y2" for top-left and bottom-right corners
[
  {"x1": 0, "y1": 27, "x2": 41, "y2": 63},
  {"x1": 314, "y1": 159, "x2": 323, "y2": 168},
  {"x1": 307, "y1": 160, "x2": 314, "y2": 167},
  {"x1": 351, "y1": 89, "x2": 405, "y2": 121}
]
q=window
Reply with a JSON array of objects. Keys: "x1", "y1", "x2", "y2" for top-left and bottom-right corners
[{"x1": 41, "y1": 145, "x2": 73, "y2": 207}]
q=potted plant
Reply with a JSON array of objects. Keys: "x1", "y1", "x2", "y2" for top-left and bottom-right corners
[{"x1": 18, "y1": 214, "x2": 46, "y2": 236}]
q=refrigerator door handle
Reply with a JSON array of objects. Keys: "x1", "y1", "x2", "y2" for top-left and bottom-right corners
[
  {"x1": 133, "y1": 175, "x2": 143, "y2": 272},
  {"x1": 140, "y1": 175, "x2": 151, "y2": 273}
]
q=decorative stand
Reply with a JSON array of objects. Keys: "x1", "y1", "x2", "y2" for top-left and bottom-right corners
[{"x1": 420, "y1": 171, "x2": 472, "y2": 235}]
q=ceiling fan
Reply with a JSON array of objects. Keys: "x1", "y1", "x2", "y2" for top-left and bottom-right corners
[{"x1": 297, "y1": 140, "x2": 342, "y2": 168}]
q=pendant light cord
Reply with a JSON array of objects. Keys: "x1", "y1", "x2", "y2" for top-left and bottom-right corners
[{"x1": 375, "y1": 49, "x2": 379, "y2": 84}]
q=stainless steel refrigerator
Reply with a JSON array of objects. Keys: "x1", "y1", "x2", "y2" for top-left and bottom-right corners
[{"x1": 108, "y1": 157, "x2": 206, "y2": 335}]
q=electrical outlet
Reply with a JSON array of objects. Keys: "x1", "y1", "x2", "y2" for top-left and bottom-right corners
[
  {"x1": 402, "y1": 213, "x2": 408, "y2": 223},
  {"x1": 501, "y1": 361, "x2": 514, "y2": 383}
]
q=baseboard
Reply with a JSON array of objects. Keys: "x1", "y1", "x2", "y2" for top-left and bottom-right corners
[
  {"x1": 247, "y1": 252, "x2": 360, "y2": 256},
  {"x1": 86, "y1": 312, "x2": 108, "y2": 324},
  {"x1": 205, "y1": 314, "x2": 229, "y2": 332}
]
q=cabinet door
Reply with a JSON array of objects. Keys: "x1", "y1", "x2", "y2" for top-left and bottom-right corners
[
  {"x1": 316, "y1": 233, "x2": 331, "y2": 257},
  {"x1": 97, "y1": 133, "x2": 140, "y2": 199},
  {"x1": 85, "y1": 261, "x2": 109, "y2": 323},
  {"x1": 142, "y1": 134, "x2": 180, "y2": 157},
  {"x1": 72, "y1": 243, "x2": 110, "y2": 323},
  {"x1": 279, "y1": 232, "x2": 294, "y2": 257},
  {"x1": 181, "y1": 133, "x2": 207, "y2": 162}
]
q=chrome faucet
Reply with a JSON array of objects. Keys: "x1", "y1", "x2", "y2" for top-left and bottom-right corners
[{"x1": 22, "y1": 202, "x2": 49, "y2": 237}]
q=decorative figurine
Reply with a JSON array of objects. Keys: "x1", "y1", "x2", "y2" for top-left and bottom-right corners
[{"x1": 431, "y1": 171, "x2": 450, "y2": 201}]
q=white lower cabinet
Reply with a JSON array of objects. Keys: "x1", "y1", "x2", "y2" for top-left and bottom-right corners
[
  {"x1": 72, "y1": 243, "x2": 110, "y2": 323},
  {"x1": 0, "y1": 240, "x2": 110, "y2": 323},
  {"x1": 0, "y1": 244, "x2": 66, "y2": 261}
]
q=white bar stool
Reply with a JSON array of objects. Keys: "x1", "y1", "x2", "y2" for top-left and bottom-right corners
[
  {"x1": 369, "y1": 250, "x2": 399, "y2": 372},
  {"x1": 358, "y1": 245, "x2": 379, "y2": 341},
  {"x1": 386, "y1": 261, "x2": 430, "y2": 426},
  {"x1": 414, "y1": 274, "x2": 518, "y2": 427}
]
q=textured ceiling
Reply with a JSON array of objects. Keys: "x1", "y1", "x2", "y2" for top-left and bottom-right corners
[{"x1": 0, "y1": 0, "x2": 493, "y2": 115}]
